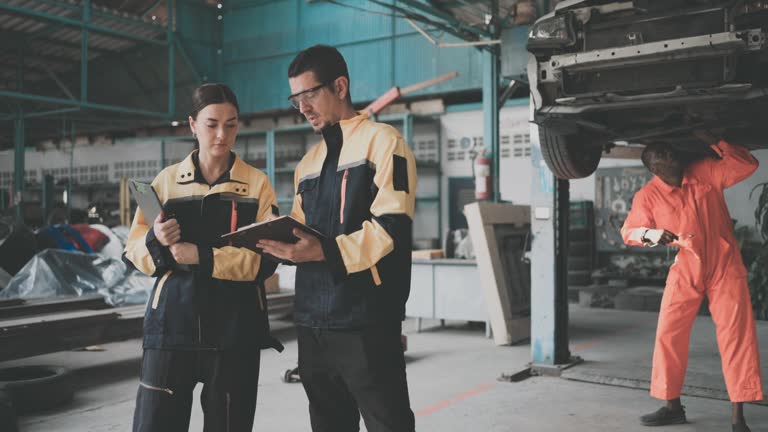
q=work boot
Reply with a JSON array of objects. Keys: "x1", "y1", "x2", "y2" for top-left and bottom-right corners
[
  {"x1": 732, "y1": 423, "x2": 751, "y2": 432},
  {"x1": 640, "y1": 405, "x2": 686, "y2": 426}
]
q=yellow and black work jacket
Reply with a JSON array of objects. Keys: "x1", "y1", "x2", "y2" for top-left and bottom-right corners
[
  {"x1": 291, "y1": 112, "x2": 417, "y2": 328},
  {"x1": 124, "y1": 151, "x2": 282, "y2": 352}
]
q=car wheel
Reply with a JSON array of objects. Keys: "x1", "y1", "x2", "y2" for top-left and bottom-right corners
[{"x1": 539, "y1": 127, "x2": 602, "y2": 179}]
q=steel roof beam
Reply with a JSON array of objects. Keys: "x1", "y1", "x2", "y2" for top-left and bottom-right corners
[
  {"x1": 0, "y1": 3, "x2": 167, "y2": 46},
  {"x1": 0, "y1": 89, "x2": 170, "y2": 118}
]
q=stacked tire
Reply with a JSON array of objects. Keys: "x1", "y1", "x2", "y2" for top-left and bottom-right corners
[
  {"x1": 567, "y1": 202, "x2": 595, "y2": 301},
  {"x1": 0, "y1": 365, "x2": 73, "y2": 427}
]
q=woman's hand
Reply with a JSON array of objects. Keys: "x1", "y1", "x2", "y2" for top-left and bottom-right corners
[
  {"x1": 169, "y1": 242, "x2": 199, "y2": 265},
  {"x1": 153, "y1": 212, "x2": 180, "y2": 246}
]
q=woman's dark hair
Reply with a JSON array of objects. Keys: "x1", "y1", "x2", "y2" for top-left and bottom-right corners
[{"x1": 190, "y1": 83, "x2": 240, "y2": 118}]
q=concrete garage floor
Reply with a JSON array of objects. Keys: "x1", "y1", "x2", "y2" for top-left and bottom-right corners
[
  {"x1": 563, "y1": 307, "x2": 768, "y2": 406},
  {"x1": 3, "y1": 305, "x2": 767, "y2": 432}
]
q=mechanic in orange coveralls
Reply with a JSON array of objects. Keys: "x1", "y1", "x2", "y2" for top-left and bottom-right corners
[{"x1": 621, "y1": 132, "x2": 763, "y2": 432}]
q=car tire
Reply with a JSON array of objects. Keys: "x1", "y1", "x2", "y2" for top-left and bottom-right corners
[
  {"x1": 0, "y1": 366, "x2": 73, "y2": 414},
  {"x1": 539, "y1": 127, "x2": 602, "y2": 179}
]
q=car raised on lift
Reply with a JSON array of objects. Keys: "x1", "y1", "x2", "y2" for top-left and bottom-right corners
[{"x1": 527, "y1": 0, "x2": 768, "y2": 179}]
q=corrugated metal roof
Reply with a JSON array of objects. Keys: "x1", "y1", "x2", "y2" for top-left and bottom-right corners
[
  {"x1": 0, "y1": 0, "x2": 195, "y2": 146},
  {"x1": 0, "y1": 0, "x2": 168, "y2": 91}
]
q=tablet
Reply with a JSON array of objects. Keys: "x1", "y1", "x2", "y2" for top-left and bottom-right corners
[{"x1": 128, "y1": 180, "x2": 163, "y2": 225}]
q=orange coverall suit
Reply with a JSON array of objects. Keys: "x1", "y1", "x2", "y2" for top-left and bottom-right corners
[{"x1": 621, "y1": 140, "x2": 763, "y2": 402}]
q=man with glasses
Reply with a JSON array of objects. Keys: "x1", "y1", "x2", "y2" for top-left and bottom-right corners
[{"x1": 258, "y1": 44, "x2": 417, "y2": 432}]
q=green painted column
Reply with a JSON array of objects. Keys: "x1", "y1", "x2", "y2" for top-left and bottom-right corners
[
  {"x1": 68, "y1": 122, "x2": 75, "y2": 220},
  {"x1": 81, "y1": 0, "x2": 90, "y2": 101},
  {"x1": 482, "y1": 2, "x2": 501, "y2": 202},
  {"x1": 42, "y1": 174, "x2": 54, "y2": 225},
  {"x1": 13, "y1": 109, "x2": 25, "y2": 223},
  {"x1": 161, "y1": 139, "x2": 166, "y2": 168},
  {"x1": 482, "y1": 48, "x2": 500, "y2": 202},
  {"x1": 167, "y1": 0, "x2": 175, "y2": 118},
  {"x1": 403, "y1": 113, "x2": 413, "y2": 149},
  {"x1": 266, "y1": 130, "x2": 276, "y2": 187}
]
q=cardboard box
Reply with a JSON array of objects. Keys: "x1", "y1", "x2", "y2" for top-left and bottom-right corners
[{"x1": 264, "y1": 274, "x2": 280, "y2": 294}]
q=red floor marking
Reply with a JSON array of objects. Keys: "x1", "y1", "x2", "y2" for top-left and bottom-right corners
[
  {"x1": 414, "y1": 322, "x2": 654, "y2": 418},
  {"x1": 415, "y1": 382, "x2": 497, "y2": 417}
]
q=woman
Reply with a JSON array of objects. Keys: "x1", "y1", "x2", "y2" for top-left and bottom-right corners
[{"x1": 124, "y1": 83, "x2": 282, "y2": 432}]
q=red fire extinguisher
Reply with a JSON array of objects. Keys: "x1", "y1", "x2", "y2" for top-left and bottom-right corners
[{"x1": 473, "y1": 151, "x2": 492, "y2": 200}]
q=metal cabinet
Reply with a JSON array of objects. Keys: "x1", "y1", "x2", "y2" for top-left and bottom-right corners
[{"x1": 406, "y1": 259, "x2": 490, "y2": 336}]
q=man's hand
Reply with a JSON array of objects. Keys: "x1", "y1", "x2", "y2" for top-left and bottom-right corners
[
  {"x1": 169, "y1": 242, "x2": 199, "y2": 265},
  {"x1": 153, "y1": 212, "x2": 180, "y2": 246},
  {"x1": 643, "y1": 229, "x2": 678, "y2": 246},
  {"x1": 257, "y1": 229, "x2": 325, "y2": 263}
]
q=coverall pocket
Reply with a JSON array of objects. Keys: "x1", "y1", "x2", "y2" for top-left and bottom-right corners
[
  {"x1": 718, "y1": 236, "x2": 748, "y2": 277},
  {"x1": 297, "y1": 178, "x2": 319, "y2": 220}
]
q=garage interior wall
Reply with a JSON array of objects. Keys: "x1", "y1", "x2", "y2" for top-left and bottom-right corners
[{"x1": 221, "y1": 0, "x2": 484, "y2": 113}]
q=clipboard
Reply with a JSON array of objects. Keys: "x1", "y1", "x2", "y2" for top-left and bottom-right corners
[
  {"x1": 221, "y1": 215, "x2": 325, "y2": 263},
  {"x1": 128, "y1": 180, "x2": 164, "y2": 225},
  {"x1": 128, "y1": 180, "x2": 189, "y2": 271}
]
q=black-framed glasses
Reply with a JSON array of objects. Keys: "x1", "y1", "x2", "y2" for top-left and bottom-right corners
[{"x1": 288, "y1": 80, "x2": 333, "y2": 110}]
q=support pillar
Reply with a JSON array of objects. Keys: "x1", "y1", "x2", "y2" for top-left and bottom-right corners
[
  {"x1": 530, "y1": 122, "x2": 577, "y2": 372},
  {"x1": 13, "y1": 109, "x2": 25, "y2": 223}
]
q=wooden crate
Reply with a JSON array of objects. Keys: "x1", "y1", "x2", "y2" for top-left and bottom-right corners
[{"x1": 411, "y1": 249, "x2": 444, "y2": 260}]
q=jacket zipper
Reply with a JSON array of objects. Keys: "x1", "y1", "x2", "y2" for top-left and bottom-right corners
[
  {"x1": 340, "y1": 169, "x2": 349, "y2": 224},
  {"x1": 229, "y1": 199, "x2": 238, "y2": 245},
  {"x1": 140, "y1": 382, "x2": 174, "y2": 395},
  {"x1": 198, "y1": 190, "x2": 209, "y2": 347}
]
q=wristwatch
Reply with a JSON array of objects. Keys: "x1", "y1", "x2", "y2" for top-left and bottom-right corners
[{"x1": 640, "y1": 229, "x2": 651, "y2": 244}]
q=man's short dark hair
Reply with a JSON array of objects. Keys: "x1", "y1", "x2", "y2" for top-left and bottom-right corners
[
  {"x1": 641, "y1": 142, "x2": 676, "y2": 170},
  {"x1": 288, "y1": 44, "x2": 351, "y2": 103}
]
